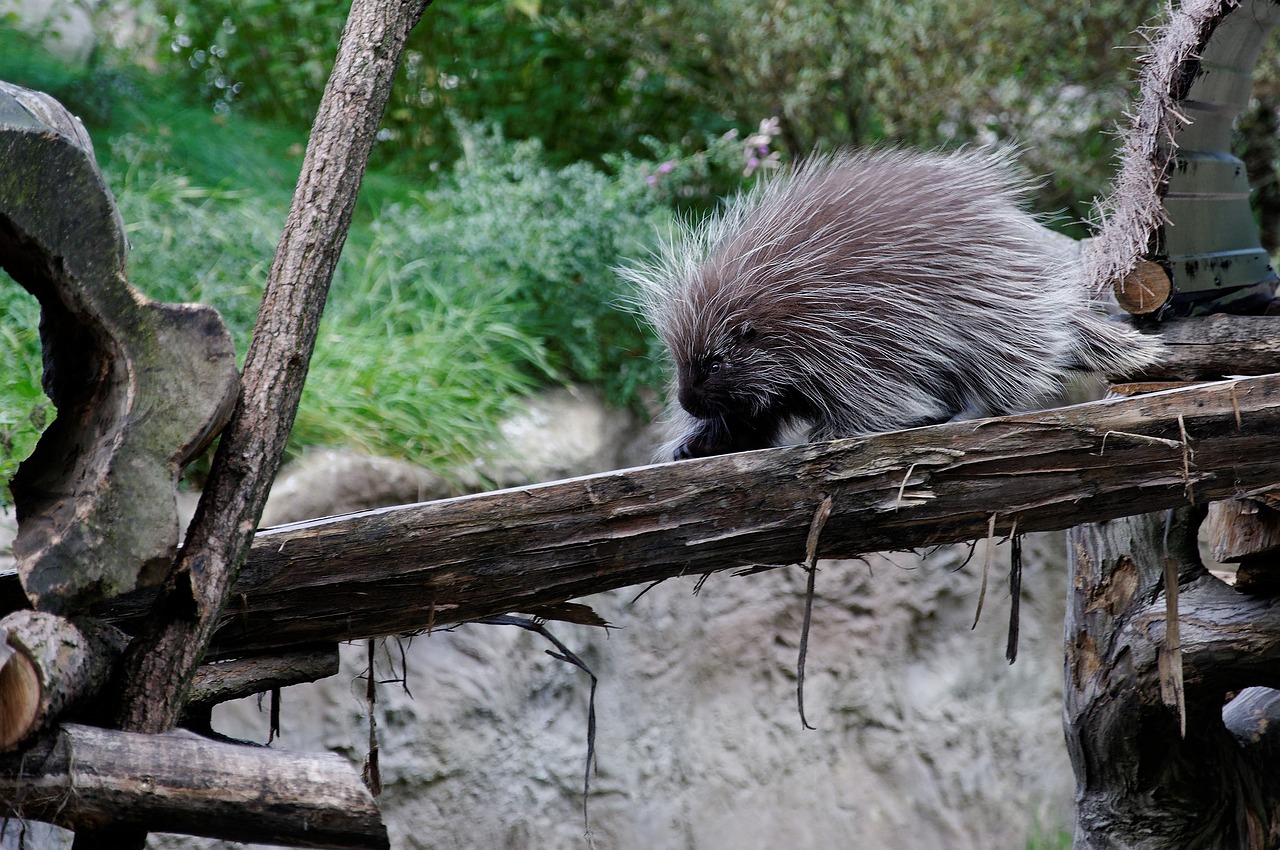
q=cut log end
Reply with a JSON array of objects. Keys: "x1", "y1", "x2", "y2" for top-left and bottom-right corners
[
  {"x1": 0, "y1": 643, "x2": 39, "y2": 750},
  {"x1": 0, "y1": 611, "x2": 126, "y2": 752},
  {"x1": 1115, "y1": 260, "x2": 1172, "y2": 315}
]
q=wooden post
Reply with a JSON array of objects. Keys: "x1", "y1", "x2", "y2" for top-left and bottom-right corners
[{"x1": 1065, "y1": 509, "x2": 1280, "y2": 847}]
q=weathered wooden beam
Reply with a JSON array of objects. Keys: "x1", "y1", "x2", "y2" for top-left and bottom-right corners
[
  {"x1": 1131, "y1": 315, "x2": 1280, "y2": 382},
  {"x1": 185, "y1": 646, "x2": 340, "y2": 712},
  {"x1": 75, "y1": 371, "x2": 1280, "y2": 657},
  {"x1": 0, "y1": 723, "x2": 388, "y2": 849}
]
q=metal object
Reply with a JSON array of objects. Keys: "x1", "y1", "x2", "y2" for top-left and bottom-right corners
[{"x1": 1156, "y1": 0, "x2": 1280, "y2": 314}]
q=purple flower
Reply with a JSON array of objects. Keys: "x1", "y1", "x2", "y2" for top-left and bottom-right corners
[
  {"x1": 658, "y1": 160, "x2": 677, "y2": 174},
  {"x1": 646, "y1": 174, "x2": 658, "y2": 185}
]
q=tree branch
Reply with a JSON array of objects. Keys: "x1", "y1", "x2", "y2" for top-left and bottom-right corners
[{"x1": 67, "y1": 372, "x2": 1280, "y2": 657}]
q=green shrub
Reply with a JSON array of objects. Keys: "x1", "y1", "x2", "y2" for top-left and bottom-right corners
[
  {"x1": 413, "y1": 123, "x2": 771, "y2": 407},
  {"x1": 0, "y1": 278, "x2": 46, "y2": 504},
  {"x1": 151, "y1": 0, "x2": 1165, "y2": 221},
  {"x1": 291, "y1": 210, "x2": 555, "y2": 468}
]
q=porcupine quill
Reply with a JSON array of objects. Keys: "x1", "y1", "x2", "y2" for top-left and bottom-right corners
[{"x1": 621, "y1": 147, "x2": 1162, "y2": 460}]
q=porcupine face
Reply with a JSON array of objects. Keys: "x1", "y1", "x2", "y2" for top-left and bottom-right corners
[{"x1": 673, "y1": 322, "x2": 763, "y2": 420}]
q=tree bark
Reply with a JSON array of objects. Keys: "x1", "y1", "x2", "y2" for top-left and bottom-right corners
[
  {"x1": 0, "y1": 723, "x2": 388, "y2": 850},
  {"x1": 1065, "y1": 509, "x2": 1280, "y2": 848},
  {"x1": 0, "y1": 81, "x2": 238, "y2": 614}
]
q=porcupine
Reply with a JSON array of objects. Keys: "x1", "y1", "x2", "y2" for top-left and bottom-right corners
[{"x1": 622, "y1": 147, "x2": 1162, "y2": 460}]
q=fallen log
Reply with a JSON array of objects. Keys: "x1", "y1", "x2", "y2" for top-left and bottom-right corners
[
  {"x1": 73, "y1": 371, "x2": 1280, "y2": 657},
  {"x1": 0, "y1": 723, "x2": 388, "y2": 850}
]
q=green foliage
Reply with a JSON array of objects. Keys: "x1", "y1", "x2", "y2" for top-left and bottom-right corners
[
  {"x1": 151, "y1": 0, "x2": 1164, "y2": 222},
  {"x1": 414, "y1": 126, "x2": 668, "y2": 405},
  {"x1": 152, "y1": 0, "x2": 739, "y2": 173},
  {"x1": 561, "y1": 0, "x2": 1165, "y2": 223},
  {"x1": 102, "y1": 130, "x2": 565, "y2": 472},
  {"x1": 294, "y1": 254, "x2": 552, "y2": 469},
  {"x1": 2, "y1": 107, "x2": 761, "y2": 503},
  {"x1": 0, "y1": 275, "x2": 46, "y2": 504},
  {"x1": 157, "y1": 0, "x2": 346, "y2": 122}
]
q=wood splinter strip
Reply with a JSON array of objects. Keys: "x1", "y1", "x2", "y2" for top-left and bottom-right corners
[
  {"x1": 972, "y1": 514, "x2": 997, "y2": 630},
  {"x1": 796, "y1": 494, "x2": 834, "y2": 731}
]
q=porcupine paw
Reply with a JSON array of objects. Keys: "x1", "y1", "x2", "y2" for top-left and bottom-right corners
[
  {"x1": 673, "y1": 421, "x2": 730, "y2": 460},
  {"x1": 673, "y1": 433, "x2": 716, "y2": 460}
]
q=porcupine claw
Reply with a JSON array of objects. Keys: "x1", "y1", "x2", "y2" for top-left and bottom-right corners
[{"x1": 674, "y1": 418, "x2": 731, "y2": 460}]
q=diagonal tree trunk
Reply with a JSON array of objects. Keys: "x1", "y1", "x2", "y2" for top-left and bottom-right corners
[{"x1": 69, "y1": 0, "x2": 432, "y2": 847}]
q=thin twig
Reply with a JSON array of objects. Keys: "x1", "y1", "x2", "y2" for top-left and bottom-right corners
[
  {"x1": 267, "y1": 687, "x2": 281, "y2": 744},
  {"x1": 894, "y1": 462, "x2": 920, "y2": 509},
  {"x1": 797, "y1": 495, "x2": 834, "y2": 731},
  {"x1": 362, "y1": 639, "x2": 381, "y2": 797},
  {"x1": 971, "y1": 514, "x2": 997, "y2": 630},
  {"x1": 1177, "y1": 413, "x2": 1195, "y2": 503},
  {"x1": 1099, "y1": 430, "x2": 1183, "y2": 455}
]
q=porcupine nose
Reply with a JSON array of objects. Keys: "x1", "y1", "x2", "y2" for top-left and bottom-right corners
[{"x1": 677, "y1": 384, "x2": 705, "y2": 417}]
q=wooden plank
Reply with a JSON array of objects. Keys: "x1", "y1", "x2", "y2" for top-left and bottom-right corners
[{"x1": 83, "y1": 372, "x2": 1280, "y2": 658}]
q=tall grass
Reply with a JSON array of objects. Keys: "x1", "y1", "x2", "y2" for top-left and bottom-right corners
[
  {"x1": 292, "y1": 226, "x2": 555, "y2": 470},
  {"x1": 0, "y1": 282, "x2": 46, "y2": 500}
]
